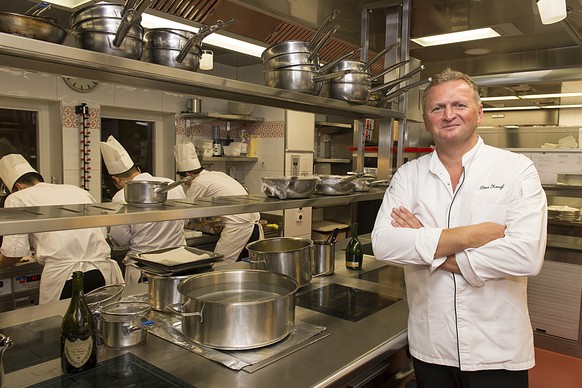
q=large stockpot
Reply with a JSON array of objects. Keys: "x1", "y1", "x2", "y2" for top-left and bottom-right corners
[
  {"x1": 245, "y1": 237, "x2": 313, "y2": 287},
  {"x1": 142, "y1": 271, "x2": 189, "y2": 311},
  {"x1": 167, "y1": 269, "x2": 298, "y2": 350},
  {"x1": 124, "y1": 176, "x2": 190, "y2": 205}
]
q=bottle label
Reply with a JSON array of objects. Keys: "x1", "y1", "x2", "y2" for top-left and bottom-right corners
[
  {"x1": 64, "y1": 337, "x2": 93, "y2": 368},
  {"x1": 346, "y1": 260, "x2": 360, "y2": 269}
]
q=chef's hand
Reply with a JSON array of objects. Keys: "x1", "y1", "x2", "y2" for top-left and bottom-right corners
[{"x1": 391, "y1": 206, "x2": 423, "y2": 229}]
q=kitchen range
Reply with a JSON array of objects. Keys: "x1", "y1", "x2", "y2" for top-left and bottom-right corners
[{"x1": 1, "y1": 235, "x2": 412, "y2": 387}]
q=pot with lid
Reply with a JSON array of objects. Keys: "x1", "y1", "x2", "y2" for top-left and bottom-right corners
[{"x1": 100, "y1": 301, "x2": 152, "y2": 349}]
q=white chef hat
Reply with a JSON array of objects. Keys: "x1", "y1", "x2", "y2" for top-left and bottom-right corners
[
  {"x1": 0, "y1": 154, "x2": 38, "y2": 192},
  {"x1": 174, "y1": 142, "x2": 201, "y2": 172},
  {"x1": 100, "y1": 135, "x2": 134, "y2": 175}
]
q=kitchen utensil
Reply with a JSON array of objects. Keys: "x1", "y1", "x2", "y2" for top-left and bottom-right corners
[
  {"x1": 245, "y1": 237, "x2": 313, "y2": 287},
  {"x1": 141, "y1": 271, "x2": 190, "y2": 311},
  {"x1": 312, "y1": 239, "x2": 335, "y2": 276},
  {"x1": 315, "y1": 174, "x2": 358, "y2": 195},
  {"x1": 307, "y1": 9, "x2": 340, "y2": 51},
  {"x1": 261, "y1": 175, "x2": 320, "y2": 199},
  {"x1": 85, "y1": 284, "x2": 125, "y2": 333},
  {"x1": 263, "y1": 68, "x2": 350, "y2": 95},
  {"x1": 100, "y1": 302, "x2": 152, "y2": 349},
  {"x1": 123, "y1": 176, "x2": 191, "y2": 205},
  {"x1": 0, "y1": 4, "x2": 68, "y2": 44},
  {"x1": 329, "y1": 227, "x2": 340, "y2": 244},
  {"x1": 131, "y1": 246, "x2": 222, "y2": 274},
  {"x1": 167, "y1": 269, "x2": 298, "y2": 350},
  {"x1": 227, "y1": 101, "x2": 255, "y2": 115},
  {"x1": 377, "y1": 77, "x2": 432, "y2": 107},
  {"x1": 328, "y1": 42, "x2": 399, "y2": 74},
  {"x1": 142, "y1": 19, "x2": 235, "y2": 71},
  {"x1": 353, "y1": 178, "x2": 390, "y2": 192},
  {"x1": 0, "y1": 333, "x2": 12, "y2": 388},
  {"x1": 70, "y1": 1, "x2": 152, "y2": 59}
]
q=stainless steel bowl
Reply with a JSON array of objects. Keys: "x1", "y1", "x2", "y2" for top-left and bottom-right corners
[{"x1": 261, "y1": 176, "x2": 320, "y2": 199}]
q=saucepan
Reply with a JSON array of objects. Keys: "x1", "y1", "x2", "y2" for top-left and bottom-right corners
[
  {"x1": 315, "y1": 174, "x2": 363, "y2": 195},
  {"x1": 124, "y1": 176, "x2": 191, "y2": 205},
  {"x1": 0, "y1": 2, "x2": 68, "y2": 44},
  {"x1": 142, "y1": 18, "x2": 235, "y2": 71}
]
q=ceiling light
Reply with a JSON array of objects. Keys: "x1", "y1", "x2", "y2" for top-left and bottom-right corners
[
  {"x1": 41, "y1": 0, "x2": 92, "y2": 7},
  {"x1": 520, "y1": 92, "x2": 582, "y2": 99},
  {"x1": 537, "y1": 0, "x2": 567, "y2": 25},
  {"x1": 483, "y1": 106, "x2": 541, "y2": 111},
  {"x1": 540, "y1": 104, "x2": 582, "y2": 109},
  {"x1": 480, "y1": 96, "x2": 520, "y2": 101},
  {"x1": 411, "y1": 28, "x2": 500, "y2": 47},
  {"x1": 465, "y1": 48, "x2": 491, "y2": 55}
]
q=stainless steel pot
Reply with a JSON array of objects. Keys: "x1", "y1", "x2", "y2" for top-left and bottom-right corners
[
  {"x1": 0, "y1": 9, "x2": 68, "y2": 44},
  {"x1": 245, "y1": 237, "x2": 313, "y2": 287},
  {"x1": 315, "y1": 174, "x2": 360, "y2": 195},
  {"x1": 261, "y1": 175, "x2": 320, "y2": 199},
  {"x1": 142, "y1": 19, "x2": 235, "y2": 71},
  {"x1": 312, "y1": 240, "x2": 335, "y2": 276},
  {"x1": 263, "y1": 68, "x2": 349, "y2": 95},
  {"x1": 142, "y1": 271, "x2": 189, "y2": 311},
  {"x1": 353, "y1": 178, "x2": 390, "y2": 192},
  {"x1": 100, "y1": 302, "x2": 152, "y2": 349},
  {"x1": 167, "y1": 269, "x2": 298, "y2": 350},
  {"x1": 71, "y1": 1, "x2": 152, "y2": 59},
  {"x1": 124, "y1": 176, "x2": 190, "y2": 205},
  {"x1": 85, "y1": 284, "x2": 125, "y2": 333}
]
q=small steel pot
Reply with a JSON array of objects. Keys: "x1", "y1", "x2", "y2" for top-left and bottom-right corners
[
  {"x1": 263, "y1": 68, "x2": 349, "y2": 95},
  {"x1": 85, "y1": 284, "x2": 125, "y2": 334},
  {"x1": 167, "y1": 269, "x2": 298, "y2": 350},
  {"x1": 245, "y1": 237, "x2": 313, "y2": 287},
  {"x1": 124, "y1": 176, "x2": 190, "y2": 205},
  {"x1": 142, "y1": 271, "x2": 189, "y2": 311},
  {"x1": 100, "y1": 302, "x2": 152, "y2": 349}
]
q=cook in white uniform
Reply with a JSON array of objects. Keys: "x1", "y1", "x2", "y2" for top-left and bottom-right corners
[
  {"x1": 372, "y1": 68, "x2": 546, "y2": 386},
  {"x1": 174, "y1": 142, "x2": 263, "y2": 264},
  {"x1": 0, "y1": 150, "x2": 123, "y2": 304},
  {"x1": 101, "y1": 135, "x2": 187, "y2": 284}
]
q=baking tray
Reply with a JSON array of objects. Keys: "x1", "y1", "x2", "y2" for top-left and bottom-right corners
[{"x1": 132, "y1": 246, "x2": 223, "y2": 275}]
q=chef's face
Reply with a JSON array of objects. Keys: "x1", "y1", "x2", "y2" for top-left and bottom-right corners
[{"x1": 422, "y1": 79, "x2": 482, "y2": 149}]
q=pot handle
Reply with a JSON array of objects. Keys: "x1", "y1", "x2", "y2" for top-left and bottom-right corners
[
  {"x1": 113, "y1": 0, "x2": 154, "y2": 47},
  {"x1": 308, "y1": 9, "x2": 340, "y2": 51},
  {"x1": 25, "y1": 2, "x2": 51, "y2": 16},
  {"x1": 175, "y1": 18, "x2": 236, "y2": 64},
  {"x1": 308, "y1": 25, "x2": 339, "y2": 63},
  {"x1": 154, "y1": 176, "x2": 192, "y2": 196},
  {"x1": 318, "y1": 46, "x2": 362, "y2": 74},
  {"x1": 165, "y1": 303, "x2": 204, "y2": 319},
  {"x1": 123, "y1": 317, "x2": 154, "y2": 336},
  {"x1": 312, "y1": 69, "x2": 352, "y2": 83},
  {"x1": 362, "y1": 40, "x2": 399, "y2": 71}
]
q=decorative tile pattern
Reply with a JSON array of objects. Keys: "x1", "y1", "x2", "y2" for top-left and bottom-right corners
[
  {"x1": 61, "y1": 105, "x2": 100, "y2": 130},
  {"x1": 176, "y1": 117, "x2": 284, "y2": 139}
]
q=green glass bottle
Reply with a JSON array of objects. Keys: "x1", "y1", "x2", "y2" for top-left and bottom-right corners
[
  {"x1": 345, "y1": 222, "x2": 363, "y2": 270},
  {"x1": 60, "y1": 271, "x2": 97, "y2": 373}
]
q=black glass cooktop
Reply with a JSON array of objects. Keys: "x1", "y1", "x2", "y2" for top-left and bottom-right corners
[
  {"x1": 30, "y1": 353, "x2": 194, "y2": 388},
  {"x1": 295, "y1": 283, "x2": 400, "y2": 322},
  {"x1": 357, "y1": 265, "x2": 406, "y2": 289}
]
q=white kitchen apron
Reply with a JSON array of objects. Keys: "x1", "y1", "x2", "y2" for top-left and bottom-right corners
[
  {"x1": 214, "y1": 221, "x2": 264, "y2": 265},
  {"x1": 40, "y1": 257, "x2": 124, "y2": 304}
]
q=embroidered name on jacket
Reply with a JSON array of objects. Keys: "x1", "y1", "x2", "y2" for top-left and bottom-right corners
[{"x1": 479, "y1": 184, "x2": 505, "y2": 190}]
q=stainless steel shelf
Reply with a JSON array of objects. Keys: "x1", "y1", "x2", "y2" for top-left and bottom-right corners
[
  {"x1": 0, "y1": 33, "x2": 404, "y2": 120},
  {"x1": 179, "y1": 112, "x2": 263, "y2": 122},
  {"x1": 201, "y1": 156, "x2": 258, "y2": 162},
  {"x1": 315, "y1": 121, "x2": 353, "y2": 129},
  {"x1": 0, "y1": 189, "x2": 385, "y2": 236}
]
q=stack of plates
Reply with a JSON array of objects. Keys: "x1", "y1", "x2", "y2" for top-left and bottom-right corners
[
  {"x1": 132, "y1": 246, "x2": 223, "y2": 276},
  {"x1": 547, "y1": 205, "x2": 580, "y2": 222}
]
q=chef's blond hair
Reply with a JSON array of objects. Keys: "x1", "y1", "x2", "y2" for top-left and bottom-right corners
[{"x1": 422, "y1": 67, "x2": 481, "y2": 111}]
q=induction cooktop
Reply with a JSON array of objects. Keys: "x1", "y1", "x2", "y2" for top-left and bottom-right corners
[
  {"x1": 295, "y1": 283, "x2": 400, "y2": 322},
  {"x1": 29, "y1": 353, "x2": 194, "y2": 388}
]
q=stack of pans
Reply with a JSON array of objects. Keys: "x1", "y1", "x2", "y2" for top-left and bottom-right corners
[{"x1": 261, "y1": 9, "x2": 342, "y2": 95}]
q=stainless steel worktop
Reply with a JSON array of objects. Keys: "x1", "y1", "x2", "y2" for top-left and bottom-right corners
[
  {"x1": 0, "y1": 189, "x2": 385, "y2": 236},
  {"x1": 1, "y1": 235, "x2": 409, "y2": 387}
]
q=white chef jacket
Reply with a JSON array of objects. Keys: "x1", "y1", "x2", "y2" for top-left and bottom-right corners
[
  {"x1": 1, "y1": 183, "x2": 123, "y2": 304},
  {"x1": 109, "y1": 173, "x2": 187, "y2": 284},
  {"x1": 186, "y1": 170, "x2": 261, "y2": 263},
  {"x1": 371, "y1": 137, "x2": 547, "y2": 371}
]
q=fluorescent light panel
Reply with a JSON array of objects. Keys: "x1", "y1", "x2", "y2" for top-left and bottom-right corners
[
  {"x1": 483, "y1": 106, "x2": 541, "y2": 111},
  {"x1": 481, "y1": 96, "x2": 520, "y2": 101},
  {"x1": 411, "y1": 28, "x2": 500, "y2": 47},
  {"x1": 520, "y1": 92, "x2": 582, "y2": 99}
]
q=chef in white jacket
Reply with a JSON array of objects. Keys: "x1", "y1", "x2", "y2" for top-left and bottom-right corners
[
  {"x1": 0, "y1": 150, "x2": 123, "y2": 304},
  {"x1": 174, "y1": 142, "x2": 262, "y2": 264},
  {"x1": 101, "y1": 135, "x2": 187, "y2": 284}
]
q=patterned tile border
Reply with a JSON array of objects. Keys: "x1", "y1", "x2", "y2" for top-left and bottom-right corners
[
  {"x1": 61, "y1": 105, "x2": 101, "y2": 129},
  {"x1": 176, "y1": 117, "x2": 284, "y2": 139}
]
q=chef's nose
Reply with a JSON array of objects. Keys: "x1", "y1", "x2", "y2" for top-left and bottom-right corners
[{"x1": 442, "y1": 105, "x2": 455, "y2": 120}]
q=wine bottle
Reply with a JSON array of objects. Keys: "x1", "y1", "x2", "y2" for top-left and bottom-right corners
[
  {"x1": 212, "y1": 125, "x2": 222, "y2": 157},
  {"x1": 345, "y1": 222, "x2": 363, "y2": 270},
  {"x1": 60, "y1": 271, "x2": 97, "y2": 373}
]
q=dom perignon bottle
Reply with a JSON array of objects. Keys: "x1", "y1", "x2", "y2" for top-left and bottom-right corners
[
  {"x1": 60, "y1": 271, "x2": 97, "y2": 373},
  {"x1": 345, "y1": 222, "x2": 363, "y2": 270}
]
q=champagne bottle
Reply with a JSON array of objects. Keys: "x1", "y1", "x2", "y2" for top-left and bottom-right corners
[
  {"x1": 345, "y1": 222, "x2": 363, "y2": 270},
  {"x1": 60, "y1": 271, "x2": 97, "y2": 373}
]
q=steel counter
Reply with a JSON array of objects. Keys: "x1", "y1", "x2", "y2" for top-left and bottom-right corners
[{"x1": 1, "y1": 235, "x2": 409, "y2": 387}]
